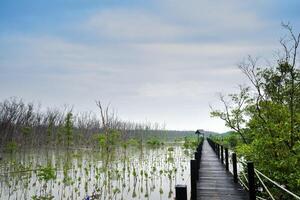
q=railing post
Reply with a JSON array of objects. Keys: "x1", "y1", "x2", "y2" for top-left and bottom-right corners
[
  {"x1": 194, "y1": 152, "x2": 199, "y2": 180},
  {"x1": 175, "y1": 184, "x2": 187, "y2": 200},
  {"x1": 214, "y1": 143, "x2": 216, "y2": 153},
  {"x1": 198, "y1": 144, "x2": 202, "y2": 161},
  {"x1": 213, "y1": 142, "x2": 216, "y2": 152},
  {"x1": 232, "y1": 153, "x2": 238, "y2": 183},
  {"x1": 247, "y1": 161, "x2": 256, "y2": 200},
  {"x1": 225, "y1": 148, "x2": 229, "y2": 171},
  {"x1": 190, "y1": 160, "x2": 197, "y2": 200},
  {"x1": 221, "y1": 145, "x2": 224, "y2": 163},
  {"x1": 198, "y1": 150, "x2": 201, "y2": 161}
]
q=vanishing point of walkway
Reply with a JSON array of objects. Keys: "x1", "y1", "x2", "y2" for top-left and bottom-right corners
[{"x1": 197, "y1": 139, "x2": 248, "y2": 200}]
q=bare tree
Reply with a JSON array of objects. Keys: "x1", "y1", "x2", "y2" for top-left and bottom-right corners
[
  {"x1": 280, "y1": 22, "x2": 300, "y2": 147},
  {"x1": 236, "y1": 23, "x2": 300, "y2": 148},
  {"x1": 210, "y1": 86, "x2": 251, "y2": 143}
]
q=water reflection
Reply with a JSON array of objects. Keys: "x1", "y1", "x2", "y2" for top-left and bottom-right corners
[{"x1": 0, "y1": 144, "x2": 192, "y2": 200}]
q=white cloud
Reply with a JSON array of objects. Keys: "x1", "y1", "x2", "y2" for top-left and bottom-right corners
[
  {"x1": 135, "y1": 42, "x2": 275, "y2": 60},
  {"x1": 158, "y1": 0, "x2": 266, "y2": 33},
  {"x1": 0, "y1": 0, "x2": 286, "y2": 131},
  {"x1": 85, "y1": 9, "x2": 190, "y2": 42},
  {"x1": 138, "y1": 81, "x2": 207, "y2": 98},
  {"x1": 81, "y1": 0, "x2": 268, "y2": 44}
]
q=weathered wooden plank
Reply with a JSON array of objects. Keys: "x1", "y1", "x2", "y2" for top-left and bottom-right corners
[{"x1": 197, "y1": 140, "x2": 248, "y2": 200}]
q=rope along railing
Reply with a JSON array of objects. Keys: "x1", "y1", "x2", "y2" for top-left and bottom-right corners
[
  {"x1": 207, "y1": 138, "x2": 300, "y2": 200},
  {"x1": 175, "y1": 138, "x2": 204, "y2": 200}
]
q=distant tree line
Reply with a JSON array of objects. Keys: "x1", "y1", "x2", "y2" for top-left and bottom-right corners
[{"x1": 0, "y1": 97, "x2": 171, "y2": 151}]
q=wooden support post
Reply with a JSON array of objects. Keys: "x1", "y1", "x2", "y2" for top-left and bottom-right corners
[
  {"x1": 175, "y1": 184, "x2": 187, "y2": 200},
  {"x1": 232, "y1": 153, "x2": 238, "y2": 183},
  {"x1": 194, "y1": 152, "x2": 199, "y2": 180},
  {"x1": 214, "y1": 143, "x2": 216, "y2": 152},
  {"x1": 199, "y1": 145, "x2": 202, "y2": 159},
  {"x1": 190, "y1": 160, "x2": 197, "y2": 200},
  {"x1": 213, "y1": 141, "x2": 216, "y2": 152},
  {"x1": 225, "y1": 148, "x2": 229, "y2": 171},
  {"x1": 247, "y1": 161, "x2": 256, "y2": 200},
  {"x1": 197, "y1": 147, "x2": 201, "y2": 159},
  {"x1": 213, "y1": 142, "x2": 216, "y2": 152},
  {"x1": 221, "y1": 145, "x2": 224, "y2": 164}
]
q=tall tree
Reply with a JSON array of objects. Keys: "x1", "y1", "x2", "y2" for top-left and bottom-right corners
[{"x1": 211, "y1": 24, "x2": 300, "y2": 196}]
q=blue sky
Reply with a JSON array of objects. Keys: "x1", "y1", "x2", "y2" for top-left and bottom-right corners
[{"x1": 1, "y1": 0, "x2": 300, "y2": 132}]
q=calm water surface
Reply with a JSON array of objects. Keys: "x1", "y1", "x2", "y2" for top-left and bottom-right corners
[{"x1": 0, "y1": 144, "x2": 192, "y2": 200}]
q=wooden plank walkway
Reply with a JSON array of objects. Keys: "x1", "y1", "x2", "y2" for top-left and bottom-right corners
[{"x1": 197, "y1": 139, "x2": 248, "y2": 200}]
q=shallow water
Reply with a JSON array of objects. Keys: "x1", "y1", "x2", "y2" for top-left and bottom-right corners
[{"x1": 0, "y1": 144, "x2": 192, "y2": 200}]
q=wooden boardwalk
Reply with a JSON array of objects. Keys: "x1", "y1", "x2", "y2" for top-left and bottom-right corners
[{"x1": 197, "y1": 139, "x2": 248, "y2": 200}]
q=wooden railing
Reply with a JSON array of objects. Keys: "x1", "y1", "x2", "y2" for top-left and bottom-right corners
[
  {"x1": 207, "y1": 138, "x2": 300, "y2": 200},
  {"x1": 175, "y1": 138, "x2": 204, "y2": 200}
]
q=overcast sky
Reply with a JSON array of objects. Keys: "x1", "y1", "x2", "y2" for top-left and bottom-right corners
[{"x1": 1, "y1": 0, "x2": 300, "y2": 132}]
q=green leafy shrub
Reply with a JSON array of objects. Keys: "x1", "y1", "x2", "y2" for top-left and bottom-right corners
[
  {"x1": 64, "y1": 112, "x2": 73, "y2": 147},
  {"x1": 21, "y1": 126, "x2": 32, "y2": 136},
  {"x1": 183, "y1": 136, "x2": 198, "y2": 150},
  {"x1": 146, "y1": 137, "x2": 162, "y2": 147},
  {"x1": 37, "y1": 165, "x2": 56, "y2": 181},
  {"x1": 5, "y1": 141, "x2": 18, "y2": 153}
]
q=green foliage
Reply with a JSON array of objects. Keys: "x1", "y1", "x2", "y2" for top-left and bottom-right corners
[
  {"x1": 210, "y1": 131, "x2": 242, "y2": 149},
  {"x1": 167, "y1": 147, "x2": 174, "y2": 151},
  {"x1": 210, "y1": 86, "x2": 252, "y2": 143},
  {"x1": 113, "y1": 187, "x2": 121, "y2": 195},
  {"x1": 37, "y1": 165, "x2": 56, "y2": 182},
  {"x1": 108, "y1": 129, "x2": 121, "y2": 146},
  {"x1": 121, "y1": 138, "x2": 139, "y2": 148},
  {"x1": 97, "y1": 129, "x2": 121, "y2": 149},
  {"x1": 183, "y1": 136, "x2": 199, "y2": 150},
  {"x1": 46, "y1": 118, "x2": 54, "y2": 145},
  {"x1": 98, "y1": 134, "x2": 106, "y2": 147},
  {"x1": 211, "y1": 26, "x2": 300, "y2": 196},
  {"x1": 21, "y1": 126, "x2": 32, "y2": 137},
  {"x1": 146, "y1": 137, "x2": 163, "y2": 147},
  {"x1": 174, "y1": 137, "x2": 183, "y2": 143},
  {"x1": 63, "y1": 166, "x2": 73, "y2": 186},
  {"x1": 64, "y1": 112, "x2": 73, "y2": 147},
  {"x1": 127, "y1": 138, "x2": 139, "y2": 146},
  {"x1": 5, "y1": 141, "x2": 18, "y2": 153},
  {"x1": 223, "y1": 132, "x2": 241, "y2": 148}
]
